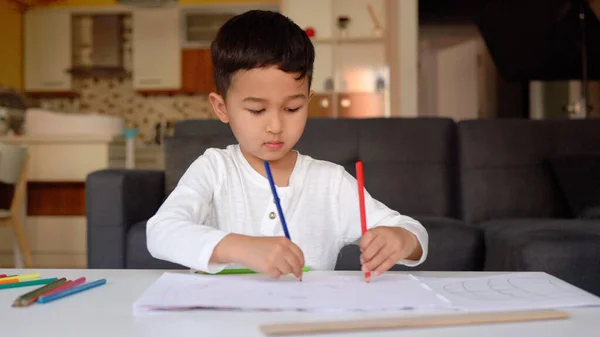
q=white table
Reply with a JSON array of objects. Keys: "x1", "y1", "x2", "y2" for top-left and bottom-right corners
[{"x1": 1, "y1": 269, "x2": 598, "y2": 336}]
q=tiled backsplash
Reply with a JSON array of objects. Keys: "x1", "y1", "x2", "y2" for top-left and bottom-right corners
[
  {"x1": 35, "y1": 14, "x2": 216, "y2": 144},
  {"x1": 37, "y1": 77, "x2": 215, "y2": 144}
]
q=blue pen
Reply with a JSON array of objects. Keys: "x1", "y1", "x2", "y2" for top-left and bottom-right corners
[
  {"x1": 264, "y1": 161, "x2": 291, "y2": 240},
  {"x1": 37, "y1": 279, "x2": 107, "y2": 304}
]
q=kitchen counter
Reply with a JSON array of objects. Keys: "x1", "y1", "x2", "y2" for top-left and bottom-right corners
[{"x1": 0, "y1": 134, "x2": 116, "y2": 144}]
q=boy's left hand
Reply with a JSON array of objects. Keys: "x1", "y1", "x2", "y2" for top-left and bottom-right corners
[{"x1": 359, "y1": 226, "x2": 420, "y2": 276}]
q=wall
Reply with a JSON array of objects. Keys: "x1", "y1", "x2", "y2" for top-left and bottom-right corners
[
  {"x1": 0, "y1": 0, "x2": 23, "y2": 89},
  {"x1": 418, "y1": 24, "x2": 498, "y2": 119}
]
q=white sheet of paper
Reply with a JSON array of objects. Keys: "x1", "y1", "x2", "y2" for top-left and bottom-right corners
[
  {"x1": 133, "y1": 272, "x2": 451, "y2": 315},
  {"x1": 416, "y1": 272, "x2": 600, "y2": 312}
]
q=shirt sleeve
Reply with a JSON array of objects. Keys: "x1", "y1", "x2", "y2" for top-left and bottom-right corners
[
  {"x1": 146, "y1": 149, "x2": 230, "y2": 273},
  {"x1": 336, "y1": 167, "x2": 429, "y2": 267}
]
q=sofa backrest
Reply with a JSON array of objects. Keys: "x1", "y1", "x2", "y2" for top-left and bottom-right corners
[
  {"x1": 165, "y1": 117, "x2": 458, "y2": 218},
  {"x1": 458, "y1": 119, "x2": 600, "y2": 223},
  {"x1": 353, "y1": 118, "x2": 457, "y2": 218},
  {"x1": 164, "y1": 119, "x2": 235, "y2": 194}
]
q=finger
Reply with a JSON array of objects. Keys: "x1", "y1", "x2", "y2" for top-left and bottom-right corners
[
  {"x1": 287, "y1": 241, "x2": 306, "y2": 270},
  {"x1": 276, "y1": 256, "x2": 293, "y2": 276},
  {"x1": 358, "y1": 229, "x2": 377, "y2": 251},
  {"x1": 361, "y1": 235, "x2": 385, "y2": 263},
  {"x1": 373, "y1": 256, "x2": 398, "y2": 276},
  {"x1": 283, "y1": 249, "x2": 304, "y2": 279},
  {"x1": 267, "y1": 268, "x2": 282, "y2": 279},
  {"x1": 363, "y1": 246, "x2": 393, "y2": 272}
]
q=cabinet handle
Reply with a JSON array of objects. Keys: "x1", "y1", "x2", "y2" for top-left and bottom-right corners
[
  {"x1": 340, "y1": 98, "x2": 352, "y2": 108},
  {"x1": 138, "y1": 78, "x2": 162, "y2": 85}
]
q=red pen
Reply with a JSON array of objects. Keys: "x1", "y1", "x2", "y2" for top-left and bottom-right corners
[{"x1": 356, "y1": 161, "x2": 371, "y2": 283}]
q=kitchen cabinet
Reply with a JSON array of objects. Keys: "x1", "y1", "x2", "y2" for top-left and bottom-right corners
[
  {"x1": 24, "y1": 9, "x2": 73, "y2": 93},
  {"x1": 308, "y1": 93, "x2": 334, "y2": 117},
  {"x1": 132, "y1": 7, "x2": 181, "y2": 92},
  {"x1": 181, "y1": 49, "x2": 216, "y2": 94}
]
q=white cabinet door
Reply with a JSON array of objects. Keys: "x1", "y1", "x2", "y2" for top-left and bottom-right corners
[
  {"x1": 132, "y1": 8, "x2": 181, "y2": 91},
  {"x1": 24, "y1": 9, "x2": 72, "y2": 92}
]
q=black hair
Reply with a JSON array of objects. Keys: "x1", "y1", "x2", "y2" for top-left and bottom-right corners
[{"x1": 210, "y1": 10, "x2": 315, "y2": 97}]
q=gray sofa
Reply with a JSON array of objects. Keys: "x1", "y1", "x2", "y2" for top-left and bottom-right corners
[
  {"x1": 459, "y1": 119, "x2": 600, "y2": 296},
  {"x1": 86, "y1": 118, "x2": 600, "y2": 295}
]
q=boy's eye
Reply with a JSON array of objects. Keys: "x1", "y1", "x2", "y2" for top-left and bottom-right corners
[
  {"x1": 285, "y1": 106, "x2": 302, "y2": 112},
  {"x1": 247, "y1": 108, "x2": 265, "y2": 114}
]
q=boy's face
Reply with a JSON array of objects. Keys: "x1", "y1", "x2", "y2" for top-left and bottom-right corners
[{"x1": 209, "y1": 66, "x2": 311, "y2": 165}]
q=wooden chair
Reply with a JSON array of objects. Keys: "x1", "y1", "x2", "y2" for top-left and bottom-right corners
[{"x1": 0, "y1": 144, "x2": 32, "y2": 268}]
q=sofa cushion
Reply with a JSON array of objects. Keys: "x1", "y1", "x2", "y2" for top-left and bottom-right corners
[
  {"x1": 548, "y1": 155, "x2": 600, "y2": 219},
  {"x1": 126, "y1": 221, "x2": 187, "y2": 270},
  {"x1": 164, "y1": 135, "x2": 236, "y2": 194},
  {"x1": 173, "y1": 118, "x2": 231, "y2": 137},
  {"x1": 482, "y1": 218, "x2": 600, "y2": 296},
  {"x1": 458, "y1": 120, "x2": 566, "y2": 223},
  {"x1": 165, "y1": 119, "x2": 237, "y2": 194},
  {"x1": 294, "y1": 118, "x2": 359, "y2": 174},
  {"x1": 335, "y1": 216, "x2": 484, "y2": 271},
  {"x1": 357, "y1": 118, "x2": 458, "y2": 217},
  {"x1": 459, "y1": 119, "x2": 600, "y2": 224}
]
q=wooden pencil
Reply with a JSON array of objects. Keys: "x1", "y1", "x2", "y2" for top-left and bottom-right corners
[
  {"x1": 0, "y1": 278, "x2": 58, "y2": 290},
  {"x1": 12, "y1": 278, "x2": 67, "y2": 307},
  {"x1": 0, "y1": 273, "x2": 40, "y2": 285},
  {"x1": 355, "y1": 161, "x2": 371, "y2": 283}
]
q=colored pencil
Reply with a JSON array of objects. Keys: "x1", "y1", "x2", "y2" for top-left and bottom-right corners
[
  {"x1": 0, "y1": 279, "x2": 18, "y2": 285},
  {"x1": 0, "y1": 277, "x2": 58, "y2": 290},
  {"x1": 38, "y1": 279, "x2": 106, "y2": 304},
  {"x1": 38, "y1": 277, "x2": 86, "y2": 298},
  {"x1": 264, "y1": 161, "x2": 291, "y2": 240},
  {"x1": 12, "y1": 278, "x2": 67, "y2": 307},
  {"x1": 0, "y1": 273, "x2": 40, "y2": 285},
  {"x1": 0, "y1": 274, "x2": 6, "y2": 278},
  {"x1": 355, "y1": 161, "x2": 371, "y2": 283},
  {"x1": 264, "y1": 161, "x2": 306, "y2": 281},
  {"x1": 197, "y1": 266, "x2": 311, "y2": 275}
]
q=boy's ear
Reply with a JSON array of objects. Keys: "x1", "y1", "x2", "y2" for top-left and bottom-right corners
[
  {"x1": 308, "y1": 89, "x2": 314, "y2": 101},
  {"x1": 209, "y1": 92, "x2": 229, "y2": 123}
]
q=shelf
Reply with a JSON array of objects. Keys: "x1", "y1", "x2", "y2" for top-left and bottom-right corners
[
  {"x1": 310, "y1": 36, "x2": 385, "y2": 44},
  {"x1": 25, "y1": 91, "x2": 80, "y2": 99},
  {"x1": 67, "y1": 66, "x2": 131, "y2": 78}
]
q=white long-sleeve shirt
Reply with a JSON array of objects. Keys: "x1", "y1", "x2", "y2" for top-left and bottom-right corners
[{"x1": 146, "y1": 144, "x2": 428, "y2": 273}]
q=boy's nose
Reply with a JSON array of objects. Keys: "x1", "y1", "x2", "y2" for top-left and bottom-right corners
[{"x1": 266, "y1": 113, "x2": 283, "y2": 134}]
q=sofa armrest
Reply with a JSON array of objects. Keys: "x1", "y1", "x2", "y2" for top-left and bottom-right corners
[{"x1": 86, "y1": 169, "x2": 165, "y2": 269}]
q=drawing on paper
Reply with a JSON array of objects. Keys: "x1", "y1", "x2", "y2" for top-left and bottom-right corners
[
  {"x1": 440, "y1": 275, "x2": 582, "y2": 301},
  {"x1": 133, "y1": 272, "x2": 451, "y2": 314}
]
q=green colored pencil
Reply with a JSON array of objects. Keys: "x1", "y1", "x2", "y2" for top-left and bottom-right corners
[
  {"x1": 0, "y1": 277, "x2": 58, "y2": 290},
  {"x1": 197, "y1": 266, "x2": 311, "y2": 275}
]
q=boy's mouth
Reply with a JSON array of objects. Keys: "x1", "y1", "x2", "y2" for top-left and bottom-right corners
[{"x1": 264, "y1": 141, "x2": 284, "y2": 150}]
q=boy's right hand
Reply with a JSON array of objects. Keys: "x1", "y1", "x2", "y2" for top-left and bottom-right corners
[
  {"x1": 213, "y1": 234, "x2": 305, "y2": 279},
  {"x1": 241, "y1": 236, "x2": 306, "y2": 279}
]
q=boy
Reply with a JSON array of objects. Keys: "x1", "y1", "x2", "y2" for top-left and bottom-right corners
[{"x1": 146, "y1": 10, "x2": 428, "y2": 279}]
